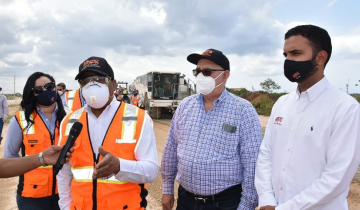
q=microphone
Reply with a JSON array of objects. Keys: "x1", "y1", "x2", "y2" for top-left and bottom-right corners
[{"x1": 54, "y1": 122, "x2": 83, "y2": 176}]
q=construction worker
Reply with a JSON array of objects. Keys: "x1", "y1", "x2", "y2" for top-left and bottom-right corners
[
  {"x1": 4, "y1": 72, "x2": 67, "y2": 210},
  {"x1": 131, "y1": 90, "x2": 143, "y2": 108},
  {"x1": 65, "y1": 88, "x2": 86, "y2": 112},
  {"x1": 121, "y1": 90, "x2": 131, "y2": 104},
  {"x1": 57, "y1": 56, "x2": 158, "y2": 210}
]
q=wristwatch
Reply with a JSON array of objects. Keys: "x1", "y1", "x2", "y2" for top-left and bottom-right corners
[{"x1": 38, "y1": 152, "x2": 47, "y2": 167}]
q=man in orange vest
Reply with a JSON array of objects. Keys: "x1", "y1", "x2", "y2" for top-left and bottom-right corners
[
  {"x1": 131, "y1": 90, "x2": 143, "y2": 108},
  {"x1": 65, "y1": 88, "x2": 86, "y2": 112},
  {"x1": 57, "y1": 56, "x2": 158, "y2": 210}
]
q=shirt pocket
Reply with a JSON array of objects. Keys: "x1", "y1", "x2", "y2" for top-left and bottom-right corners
[
  {"x1": 24, "y1": 134, "x2": 45, "y2": 155},
  {"x1": 207, "y1": 128, "x2": 239, "y2": 160}
]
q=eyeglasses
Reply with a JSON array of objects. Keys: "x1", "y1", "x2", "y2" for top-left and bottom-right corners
[
  {"x1": 193, "y1": 68, "x2": 225, "y2": 76},
  {"x1": 32, "y1": 82, "x2": 56, "y2": 94},
  {"x1": 78, "y1": 75, "x2": 111, "y2": 87}
]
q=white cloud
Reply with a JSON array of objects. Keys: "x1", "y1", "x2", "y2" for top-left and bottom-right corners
[{"x1": 140, "y1": 2, "x2": 166, "y2": 24}]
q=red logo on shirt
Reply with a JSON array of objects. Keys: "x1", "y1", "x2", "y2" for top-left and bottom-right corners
[{"x1": 274, "y1": 117, "x2": 283, "y2": 125}]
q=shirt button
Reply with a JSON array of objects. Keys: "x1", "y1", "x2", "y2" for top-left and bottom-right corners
[
  {"x1": 283, "y1": 168, "x2": 286, "y2": 171},
  {"x1": 287, "y1": 148, "x2": 290, "y2": 152},
  {"x1": 280, "y1": 187, "x2": 283, "y2": 190},
  {"x1": 194, "y1": 159, "x2": 197, "y2": 163},
  {"x1": 298, "y1": 111, "x2": 301, "y2": 114},
  {"x1": 291, "y1": 129, "x2": 295, "y2": 132}
]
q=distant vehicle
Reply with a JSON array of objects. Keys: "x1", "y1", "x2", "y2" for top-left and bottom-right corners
[{"x1": 129, "y1": 71, "x2": 195, "y2": 119}]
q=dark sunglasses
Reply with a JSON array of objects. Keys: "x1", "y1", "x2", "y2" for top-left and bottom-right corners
[
  {"x1": 32, "y1": 82, "x2": 56, "y2": 94},
  {"x1": 193, "y1": 68, "x2": 225, "y2": 76}
]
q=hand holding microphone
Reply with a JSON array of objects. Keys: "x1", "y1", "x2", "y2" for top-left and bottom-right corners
[{"x1": 54, "y1": 122, "x2": 83, "y2": 176}]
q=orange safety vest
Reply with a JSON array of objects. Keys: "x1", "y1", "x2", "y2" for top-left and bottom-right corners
[
  {"x1": 60, "y1": 103, "x2": 147, "y2": 210},
  {"x1": 132, "y1": 95, "x2": 139, "y2": 106},
  {"x1": 66, "y1": 89, "x2": 82, "y2": 112},
  {"x1": 15, "y1": 110, "x2": 59, "y2": 198}
]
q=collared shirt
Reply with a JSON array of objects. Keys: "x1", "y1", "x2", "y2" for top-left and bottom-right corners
[
  {"x1": 255, "y1": 77, "x2": 360, "y2": 210},
  {"x1": 4, "y1": 104, "x2": 58, "y2": 158},
  {"x1": 0, "y1": 94, "x2": 9, "y2": 120},
  {"x1": 60, "y1": 93, "x2": 68, "y2": 108},
  {"x1": 57, "y1": 98, "x2": 158, "y2": 210},
  {"x1": 161, "y1": 89, "x2": 262, "y2": 210},
  {"x1": 78, "y1": 88, "x2": 86, "y2": 107}
]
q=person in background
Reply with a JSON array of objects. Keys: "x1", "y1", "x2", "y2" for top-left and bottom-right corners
[
  {"x1": 57, "y1": 82, "x2": 68, "y2": 108},
  {"x1": 57, "y1": 56, "x2": 158, "y2": 210},
  {"x1": 120, "y1": 90, "x2": 131, "y2": 104},
  {"x1": 161, "y1": 49, "x2": 262, "y2": 210},
  {"x1": 65, "y1": 87, "x2": 86, "y2": 112},
  {"x1": 0, "y1": 84, "x2": 9, "y2": 145},
  {"x1": 0, "y1": 145, "x2": 74, "y2": 178},
  {"x1": 255, "y1": 25, "x2": 360, "y2": 210},
  {"x1": 131, "y1": 90, "x2": 144, "y2": 108},
  {"x1": 4, "y1": 72, "x2": 67, "y2": 210}
]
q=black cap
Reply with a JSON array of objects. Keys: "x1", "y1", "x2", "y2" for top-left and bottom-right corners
[
  {"x1": 187, "y1": 49, "x2": 230, "y2": 70},
  {"x1": 75, "y1": 56, "x2": 114, "y2": 80}
]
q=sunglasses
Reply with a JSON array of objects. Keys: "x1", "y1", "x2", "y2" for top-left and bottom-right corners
[
  {"x1": 32, "y1": 82, "x2": 56, "y2": 94},
  {"x1": 193, "y1": 68, "x2": 225, "y2": 76},
  {"x1": 78, "y1": 75, "x2": 111, "y2": 87}
]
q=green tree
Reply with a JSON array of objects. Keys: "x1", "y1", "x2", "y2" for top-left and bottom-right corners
[{"x1": 260, "y1": 78, "x2": 281, "y2": 93}]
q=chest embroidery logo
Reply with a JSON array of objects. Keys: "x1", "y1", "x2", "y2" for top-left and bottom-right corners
[
  {"x1": 274, "y1": 117, "x2": 283, "y2": 125},
  {"x1": 311, "y1": 126, "x2": 314, "y2": 131}
]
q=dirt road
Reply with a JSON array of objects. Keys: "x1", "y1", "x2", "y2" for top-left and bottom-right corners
[{"x1": 0, "y1": 100, "x2": 359, "y2": 209}]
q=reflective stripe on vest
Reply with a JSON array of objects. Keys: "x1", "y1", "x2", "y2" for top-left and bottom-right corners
[
  {"x1": 67, "y1": 90, "x2": 77, "y2": 111},
  {"x1": 17, "y1": 111, "x2": 35, "y2": 134},
  {"x1": 64, "y1": 108, "x2": 84, "y2": 136},
  {"x1": 122, "y1": 103, "x2": 138, "y2": 141},
  {"x1": 71, "y1": 166, "x2": 127, "y2": 184}
]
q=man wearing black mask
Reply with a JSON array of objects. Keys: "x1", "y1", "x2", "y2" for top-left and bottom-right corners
[{"x1": 255, "y1": 25, "x2": 360, "y2": 210}]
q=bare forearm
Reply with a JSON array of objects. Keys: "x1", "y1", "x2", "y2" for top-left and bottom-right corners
[{"x1": 0, "y1": 155, "x2": 41, "y2": 178}]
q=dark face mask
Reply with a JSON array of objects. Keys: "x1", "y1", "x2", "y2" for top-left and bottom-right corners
[
  {"x1": 284, "y1": 57, "x2": 316, "y2": 83},
  {"x1": 35, "y1": 90, "x2": 57, "y2": 106}
]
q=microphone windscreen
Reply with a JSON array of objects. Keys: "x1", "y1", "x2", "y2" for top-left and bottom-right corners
[{"x1": 69, "y1": 122, "x2": 83, "y2": 137}]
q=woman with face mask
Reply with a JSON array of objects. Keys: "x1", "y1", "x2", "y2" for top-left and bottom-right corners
[{"x1": 3, "y1": 72, "x2": 67, "y2": 210}]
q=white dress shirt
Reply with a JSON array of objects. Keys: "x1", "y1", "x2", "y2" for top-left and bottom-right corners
[
  {"x1": 255, "y1": 77, "x2": 360, "y2": 210},
  {"x1": 57, "y1": 98, "x2": 158, "y2": 210}
]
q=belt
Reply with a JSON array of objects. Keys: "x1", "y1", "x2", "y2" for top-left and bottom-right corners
[{"x1": 180, "y1": 184, "x2": 242, "y2": 204}]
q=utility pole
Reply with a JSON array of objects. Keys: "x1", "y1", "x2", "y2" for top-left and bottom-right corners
[
  {"x1": 14, "y1": 75, "x2": 16, "y2": 98},
  {"x1": 346, "y1": 79, "x2": 349, "y2": 94}
]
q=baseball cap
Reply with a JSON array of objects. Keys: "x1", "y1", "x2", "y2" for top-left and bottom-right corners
[
  {"x1": 75, "y1": 56, "x2": 114, "y2": 80},
  {"x1": 187, "y1": 49, "x2": 230, "y2": 70}
]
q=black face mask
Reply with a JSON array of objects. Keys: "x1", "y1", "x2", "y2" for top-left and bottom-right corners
[
  {"x1": 35, "y1": 90, "x2": 57, "y2": 106},
  {"x1": 284, "y1": 57, "x2": 316, "y2": 83}
]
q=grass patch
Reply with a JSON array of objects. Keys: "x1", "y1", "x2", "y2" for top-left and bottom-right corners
[
  {"x1": 5, "y1": 114, "x2": 14, "y2": 124},
  {"x1": 9, "y1": 103, "x2": 20, "y2": 107}
]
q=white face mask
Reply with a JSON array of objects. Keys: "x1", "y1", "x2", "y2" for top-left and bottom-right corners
[
  {"x1": 57, "y1": 90, "x2": 64, "y2": 96},
  {"x1": 81, "y1": 81, "x2": 110, "y2": 109},
  {"x1": 196, "y1": 71, "x2": 224, "y2": 95}
]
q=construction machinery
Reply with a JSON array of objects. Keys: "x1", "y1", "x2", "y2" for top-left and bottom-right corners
[{"x1": 129, "y1": 71, "x2": 195, "y2": 119}]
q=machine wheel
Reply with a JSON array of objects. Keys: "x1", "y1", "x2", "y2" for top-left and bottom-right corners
[{"x1": 149, "y1": 107, "x2": 161, "y2": 119}]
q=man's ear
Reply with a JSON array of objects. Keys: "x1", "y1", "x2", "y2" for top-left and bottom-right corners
[
  {"x1": 223, "y1": 70, "x2": 230, "y2": 81},
  {"x1": 316, "y1": 50, "x2": 328, "y2": 66}
]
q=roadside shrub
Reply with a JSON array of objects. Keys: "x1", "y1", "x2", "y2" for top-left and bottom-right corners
[
  {"x1": 251, "y1": 95, "x2": 274, "y2": 116},
  {"x1": 351, "y1": 94, "x2": 360, "y2": 103}
]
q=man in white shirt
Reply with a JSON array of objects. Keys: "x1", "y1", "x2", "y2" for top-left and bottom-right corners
[
  {"x1": 255, "y1": 25, "x2": 360, "y2": 210},
  {"x1": 57, "y1": 56, "x2": 158, "y2": 210}
]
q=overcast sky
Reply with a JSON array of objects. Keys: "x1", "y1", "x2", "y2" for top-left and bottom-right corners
[{"x1": 1, "y1": 0, "x2": 359, "y2": 94}]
